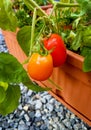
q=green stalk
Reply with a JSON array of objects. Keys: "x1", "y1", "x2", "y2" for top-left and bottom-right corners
[
  {"x1": 35, "y1": 23, "x2": 45, "y2": 42},
  {"x1": 54, "y1": 7, "x2": 59, "y2": 34},
  {"x1": 48, "y1": 78, "x2": 62, "y2": 90},
  {"x1": 24, "y1": 0, "x2": 48, "y2": 17},
  {"x1": 49, "y1": 3, "x2": 56, "y2": 18},
  {"x1": 56, "y1": 2, "x2": 79, "y2": 8},
  {"x1": 29, "y1": 8, "x2": 37, "y2": 56},
  {"x1": 48, "y1": 0, "x2": 55, "y2": 4}
]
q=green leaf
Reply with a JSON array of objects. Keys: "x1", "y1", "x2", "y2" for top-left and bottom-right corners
[
  {"x1": 17, "y1": 26, "x2": 31, "y2": 56},
  {"x1": 0, "y1": 87, "x2": 6, "y2": 103},
  {"x1": 82, "y1": 26, "x2": 91, "y2": 47},
  {"x1": 0, "y1": 84, "x2": 20, "y2": 115},
  {"x1": 86, "y1": 2, "x2": 91, "y2": 19},
  {"x1": 24, "y1": 81, "x2": 51, "y2": 92},
  {"x1": 71, "y1": 31, "x2": 82, "y2": 51},
  {"x1": 80, "y1": 47, "x2": 91, "y2": 57},
  {"x1": 83, "y1": 52, "x2": 91, "y2": 72},
  {"x1": 77, "y1": 0, "x2": 89, "y2": 3},
  {"x1": 0, "y1": 53, "x2": 29, "y2": 83},
  {"x1": 0, "y1": 53, "x2": 48, "y2": 92},
  {"x1": 0, "y1": 0, "x2": 17, "y2": 31},
  {"x1": 0, "y1": 81, "x2": 8, "y2": 91},
  {"x1": 17, "y1": 22, "x2": 45, "y2": 56},
  {"x1": 82, "y1": 26, "x2": 91, "y2": 36}
]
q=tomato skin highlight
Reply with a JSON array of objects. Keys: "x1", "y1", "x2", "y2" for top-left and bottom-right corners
[
  {"x1": 27, "y1": 53, "x2": 53, "y2": 81},
  {"x1": 44, "y1": 34, "x2": 67, "y2": 67}
]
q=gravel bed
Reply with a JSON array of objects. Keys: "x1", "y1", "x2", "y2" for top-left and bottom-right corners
[{"x1": 0, "y1": 31, "x2": 91, "y2": 130}]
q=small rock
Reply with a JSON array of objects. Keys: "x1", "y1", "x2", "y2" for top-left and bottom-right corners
[
  {"x1": 0, "y1": 127, "x2": 2, "y2": 130},
  {"x1": 29, "y1": 111, "x2": 35, "y2": 119},
  {"x1": 35, "y1": 100, "x2": 42, "y2": 109},
  {"x1": 35, "y1": 110, "x2": 41, "y2": 118},
  {"x1": 20, "y1": 110, "x2": 25, "y2": 117},
  {"x1": 43, "y1": 95, "x2": 52, "y2": 101},
  {"x1": 48, "y1": 125, "x2": 53, "y2": 130},
  {"x1": 35, "y1": 117, "x2": 42, "y2": 122},
  {"x1": 29, "y1": 126, "x2": 35, "y2": 130},
  {"x1": 66, "y1": 112, "x2": 71, "y2": 119},
  {"x1": 27, "y1": 90, "x2": 33, "y2": 96},
  {"x1": 23, "y1": 105, "x2": 29, "y2": 111},
  {"x1": 24, "y1": 114, "x2": 30, "y2": 122},
  {"x1": 19, "y1": 120, "x2": 25, "y2": 125},
  {"x1": 41, "y1": 98, "x2": 46, "y2": 104},
  {"x1": 49, "y1": 98, "x2": 55, "y2": 104},
  {"x1": 63, "y1": 119, "x2": 72, "y2": 129},
  {"x1": 73, "y1": 123, "x2": 83, "y2": 130},
  {"x1": 58, "y1": 122, "x2": 68, "y2": 130},
  {"x1": 2, "y1": 121, "x2": 9, "y2": 128},
  {"x1": 18, "y1": 124, "x2": 29, "y2": 130},
  {"x1": 18, "y1": 104, "x2": 23, "y2": 110},
  {"x1": 40, "y1": 124, "x2": 48, "y2": 130},
  {"x1": 52, "y1": 117, "x2": 59, "y2": 123},
  {"x1": 44, "y1": 108, "x2": 48, "y2": 113},
  {"x1": 42, "y1": 115, "x2": 47, "y2": 120},
  {"x1": 70, "y1": 118, "x2": 76, "y2": 126},
  {"x1": 70, "y1": 114, "x2": 76, "y2": 119},
  {"x1": 46, "y1": 103, "x2": 54, "y2": 112}
]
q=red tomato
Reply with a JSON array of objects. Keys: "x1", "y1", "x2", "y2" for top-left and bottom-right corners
[
  {"x1": 44, "y1": 34, "x2": 67, "y2": 67},
  {"x1": 27, "y1": 53, "x2": 53, "y2": 81}
]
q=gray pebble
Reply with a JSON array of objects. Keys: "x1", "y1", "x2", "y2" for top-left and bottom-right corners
[
  {"x1": 35, "y1": 100, "x2": 42, "y2": 109},
  {"x1": 24, "y1": 114, "x2": 30, "y2": 122},
  {"x1": 0, "y1": 127, "x2": 2, "y2": 130},
  {"x1": 73, "y1": 123, "x2": 84, "y2": 130},
  {"x1": 18, "y1": 124, "x2": 29, "y2": 130},
  {"x1": 29, "y1": 126, "x2": 35, "y2": 130},
  {"x1": 63, "y1": 119, "x2": 72, "y2": 129},
  {"x1": 46, "y1": 103, "x2": 54, "y2": 112},
  {"x1": 40, "y1": 124, "x2": 48, "y2": 130},
  {"x1": 35, "y1": 110, "x2": 41, "y2": 117},
  {"x1": 27, "y1": 90, "x2": 33, "y2": 96}
]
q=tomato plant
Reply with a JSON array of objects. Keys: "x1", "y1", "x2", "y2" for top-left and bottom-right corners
[
  {"x1": 44, "y1": 34, "x2": 67, "y2": 67},
  {"x1": 2, "y1": 0, "x2": 89, "y2": 115},
  {"x1": 27, "y1": 53, "x2": 53, "y2": 81}
]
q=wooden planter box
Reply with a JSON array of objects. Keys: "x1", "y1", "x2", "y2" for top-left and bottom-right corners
[{"x1": 2, "y1": 30, "x2": 91, "y2": 126}]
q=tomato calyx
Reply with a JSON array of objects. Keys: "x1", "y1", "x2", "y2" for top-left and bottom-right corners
[{"x1": 31, "y1": 39, "x2": 54, "y2": 57}]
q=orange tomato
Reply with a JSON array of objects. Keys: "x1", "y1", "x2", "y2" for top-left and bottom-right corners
[{"x1": 27, "y1": 53, "x2": 53, "y2": 81}]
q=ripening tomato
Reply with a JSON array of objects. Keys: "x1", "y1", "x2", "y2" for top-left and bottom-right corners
[
  {"x1": 44, "y1": 34, "x2": 67, "y2": 67},
  {"x1": 27, "y1": 53, "x2": 53, "y2": 81}
]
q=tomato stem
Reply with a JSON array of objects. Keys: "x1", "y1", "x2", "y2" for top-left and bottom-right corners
[
  {"x1": 56, "y1": 2, "x2": 79, "y2": 8},
  {"x1": 29, "y1": 8, "x2": 37, "y2": 56},
  {"x1": 48, "y1": 78, "x2": 62, "y2": 90},
  {"x1": 54, "y1": 6, "x2": 59, "y2": 34}
]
